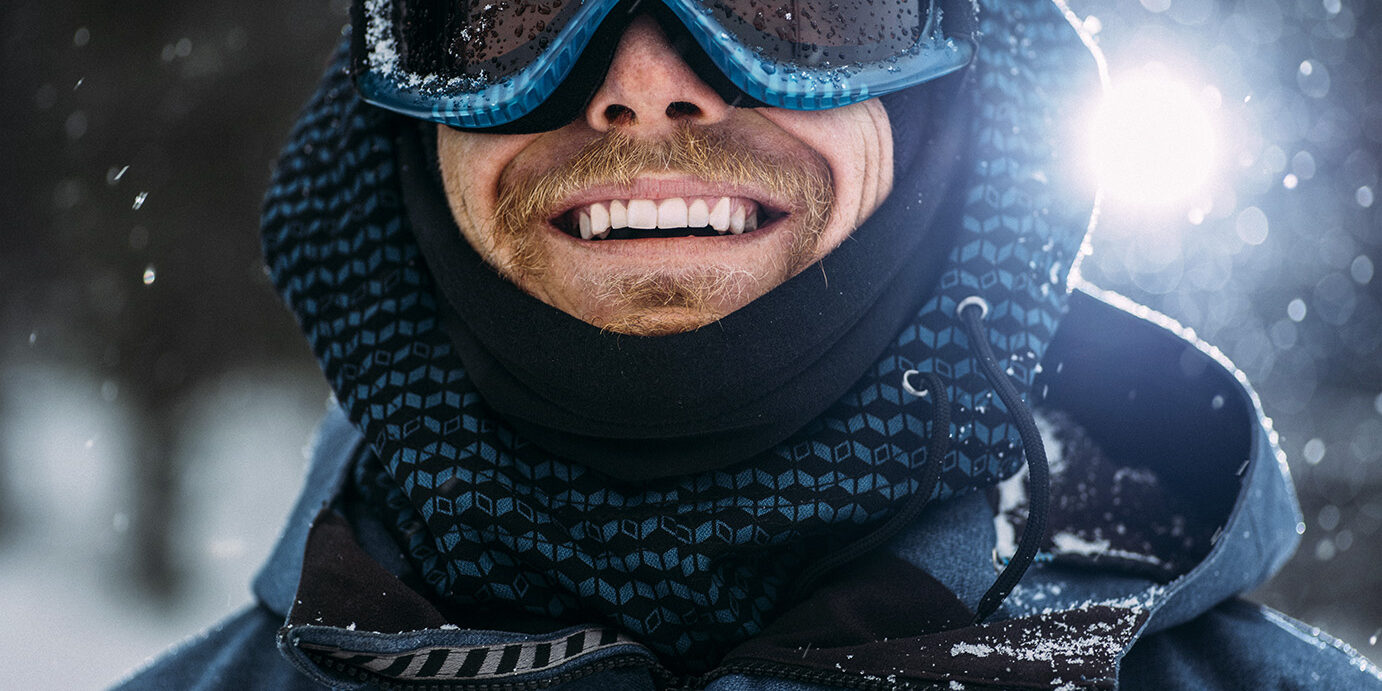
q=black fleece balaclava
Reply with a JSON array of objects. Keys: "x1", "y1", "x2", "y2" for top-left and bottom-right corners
[{"x1": 263, "y1": 0, "x2": 1102, "y2": 674}]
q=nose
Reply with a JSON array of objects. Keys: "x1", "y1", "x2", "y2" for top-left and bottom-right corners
[{"x1": 584, "y1": 15, "x2": 732, "y2": 135}]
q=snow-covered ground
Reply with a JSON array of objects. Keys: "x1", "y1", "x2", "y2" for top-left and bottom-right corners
[{"x1": 0, "y1": 364, "x2": 326, "y2": 689}]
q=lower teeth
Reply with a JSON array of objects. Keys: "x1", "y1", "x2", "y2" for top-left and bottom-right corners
[{"x1": 579, "y1": 218, "x2": 761, "y2": 240}]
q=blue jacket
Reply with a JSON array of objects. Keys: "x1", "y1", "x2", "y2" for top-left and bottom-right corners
[{"x1": 116, "y1": 288, "x2": 1382, "y2": 690}]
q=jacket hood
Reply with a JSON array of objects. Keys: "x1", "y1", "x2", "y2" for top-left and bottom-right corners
[{"x1": 259, "y1": 0, "x2": 1108, "y2": 667}]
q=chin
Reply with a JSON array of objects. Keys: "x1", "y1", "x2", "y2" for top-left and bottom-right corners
[
  {"x1": 595, "y1": 307, "x2": 727, "y2": 336},
  {"x1": 560, "y1": 270, "x2": 757, "y2": 336}
]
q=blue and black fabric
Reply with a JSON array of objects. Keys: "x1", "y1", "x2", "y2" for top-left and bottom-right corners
[{"x1": 261, "y1": 0, "x2": 1100, "y2": 673}]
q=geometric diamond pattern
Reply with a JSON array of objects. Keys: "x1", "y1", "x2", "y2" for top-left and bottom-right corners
[{"x1": 262, "y1": 0, "x2": 1098, "y2": 675}]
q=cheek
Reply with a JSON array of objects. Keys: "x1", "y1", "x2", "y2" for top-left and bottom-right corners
[
  {"x1": 436, "y1": 126, "x2": 537, "y2": 249},
  {"x1": 757, "y1": 101, "x2": 894, "y2": 247}
]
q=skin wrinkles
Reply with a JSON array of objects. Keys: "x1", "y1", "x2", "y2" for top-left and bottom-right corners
[{"x1": 437, "y1": 15, "x2": 895, "y2": 336}]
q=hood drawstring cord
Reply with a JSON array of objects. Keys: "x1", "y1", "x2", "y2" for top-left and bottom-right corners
[
  {"x1": 957, "y1": 296, "x2": 1050, "y2": 625},
  {"x1": 788, "y1": 296, "x2": 1049, "y2": 627}
]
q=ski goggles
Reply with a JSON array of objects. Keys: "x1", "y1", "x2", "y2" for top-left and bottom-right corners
[{"x1": 351, "y1": 0, "x2": 976, "y2": 132}]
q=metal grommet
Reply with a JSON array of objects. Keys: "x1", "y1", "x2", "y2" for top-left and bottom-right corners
[
  {"x1": 901, "y1": 369, "x2": 929, "y2": 398},
  {"x1": 956, "y1": 295, "x2": 990, "y2": 320}
]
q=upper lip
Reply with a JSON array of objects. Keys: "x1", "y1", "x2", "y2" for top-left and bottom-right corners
[{"x1": 545, "y1": 177, "x2": 790, "y2": 223}]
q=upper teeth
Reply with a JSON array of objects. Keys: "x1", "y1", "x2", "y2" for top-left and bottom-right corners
[{"x1": 574, "y1": 197, "x2": 760, "y2": 240}]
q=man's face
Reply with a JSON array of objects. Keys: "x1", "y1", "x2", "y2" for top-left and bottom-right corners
[{"x1": 437, "y1": 15, "x2": 894, "y2": 336}]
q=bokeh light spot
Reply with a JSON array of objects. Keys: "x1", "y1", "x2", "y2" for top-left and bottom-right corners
[
  {"x1": 1291, "y1": 150, "x2": 1317, "y2": 179},
  {"x1": 1303, "y1": 437, "x2": 1326, "y2": 465},
  {"x1": 1352, "y1": 255, "x2": 1375, "y2": 284},
  {"x1": 1297, "y1": 59, "x2": 1332, "y2": 98},
  {"x1": 1262, "y1": 146, "x2": 1289, "y2": 173},
  {"x1": 1318, "y1": 504, "x2": 1341, "y2": 531},
  {"x1": 1169, "y1": 0, "x2": 1213, "y2": 26},
  {"x1": 1288, "y1": 298, "x2": 1308, "y2": 322},
  {"x1": 1313, "y1": 273, "x2": 1357, "y2": 326},
  {"x1": 1236, "y1": 206, "x2": 1270, "y2": 244},
  {"x1": 1316, "y1": 538, "x2": 1337, "y2": 561},
  {"x1": 1090, "y1": 64, "x2": 1219, "y2": 204}
]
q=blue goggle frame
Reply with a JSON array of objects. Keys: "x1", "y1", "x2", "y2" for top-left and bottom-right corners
[{"x1": 354, "y1": 0, "x2": 976, "y2": 129}]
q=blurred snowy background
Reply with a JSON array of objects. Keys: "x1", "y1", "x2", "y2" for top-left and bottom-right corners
[{"x1": 1, "y1": 0, "x2": 1378, "y2": 688}]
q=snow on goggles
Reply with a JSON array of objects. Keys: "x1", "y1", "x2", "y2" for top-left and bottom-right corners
[{"x1": 351, "y1": 0, "x2": 976, "y2": 131}]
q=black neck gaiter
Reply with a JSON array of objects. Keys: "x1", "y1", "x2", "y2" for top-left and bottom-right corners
[{"x1": 409, "y1": 75, "x2": 972, "y2": 481}]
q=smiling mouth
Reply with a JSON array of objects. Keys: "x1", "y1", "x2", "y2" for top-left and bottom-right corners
[{"x1": 552, "y1": 196, "x2": 787, "y2": 241}]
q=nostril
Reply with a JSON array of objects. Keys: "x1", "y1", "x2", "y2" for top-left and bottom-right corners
[
  {"x1": 666, "y1": 101, "x2": 702, "y2": 119},
  {"x1": 604, "y1": 104, "x2": 636, "y2": 126}
]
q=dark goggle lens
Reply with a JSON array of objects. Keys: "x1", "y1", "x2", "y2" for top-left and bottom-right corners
[
  {"x1": 374, "y1": 0, "x2": 932, "y2": 85},
  {"x1": 387, "y1": 0, "x2": 583, "y2": 83},
  {"x1": 701, "y1": 0, "x2": 931, "y2": 65}
]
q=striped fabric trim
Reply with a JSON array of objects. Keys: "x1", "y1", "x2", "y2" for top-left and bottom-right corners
[{"x1": 300, "y1": 627, "x2": 641, "y2": 681}]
